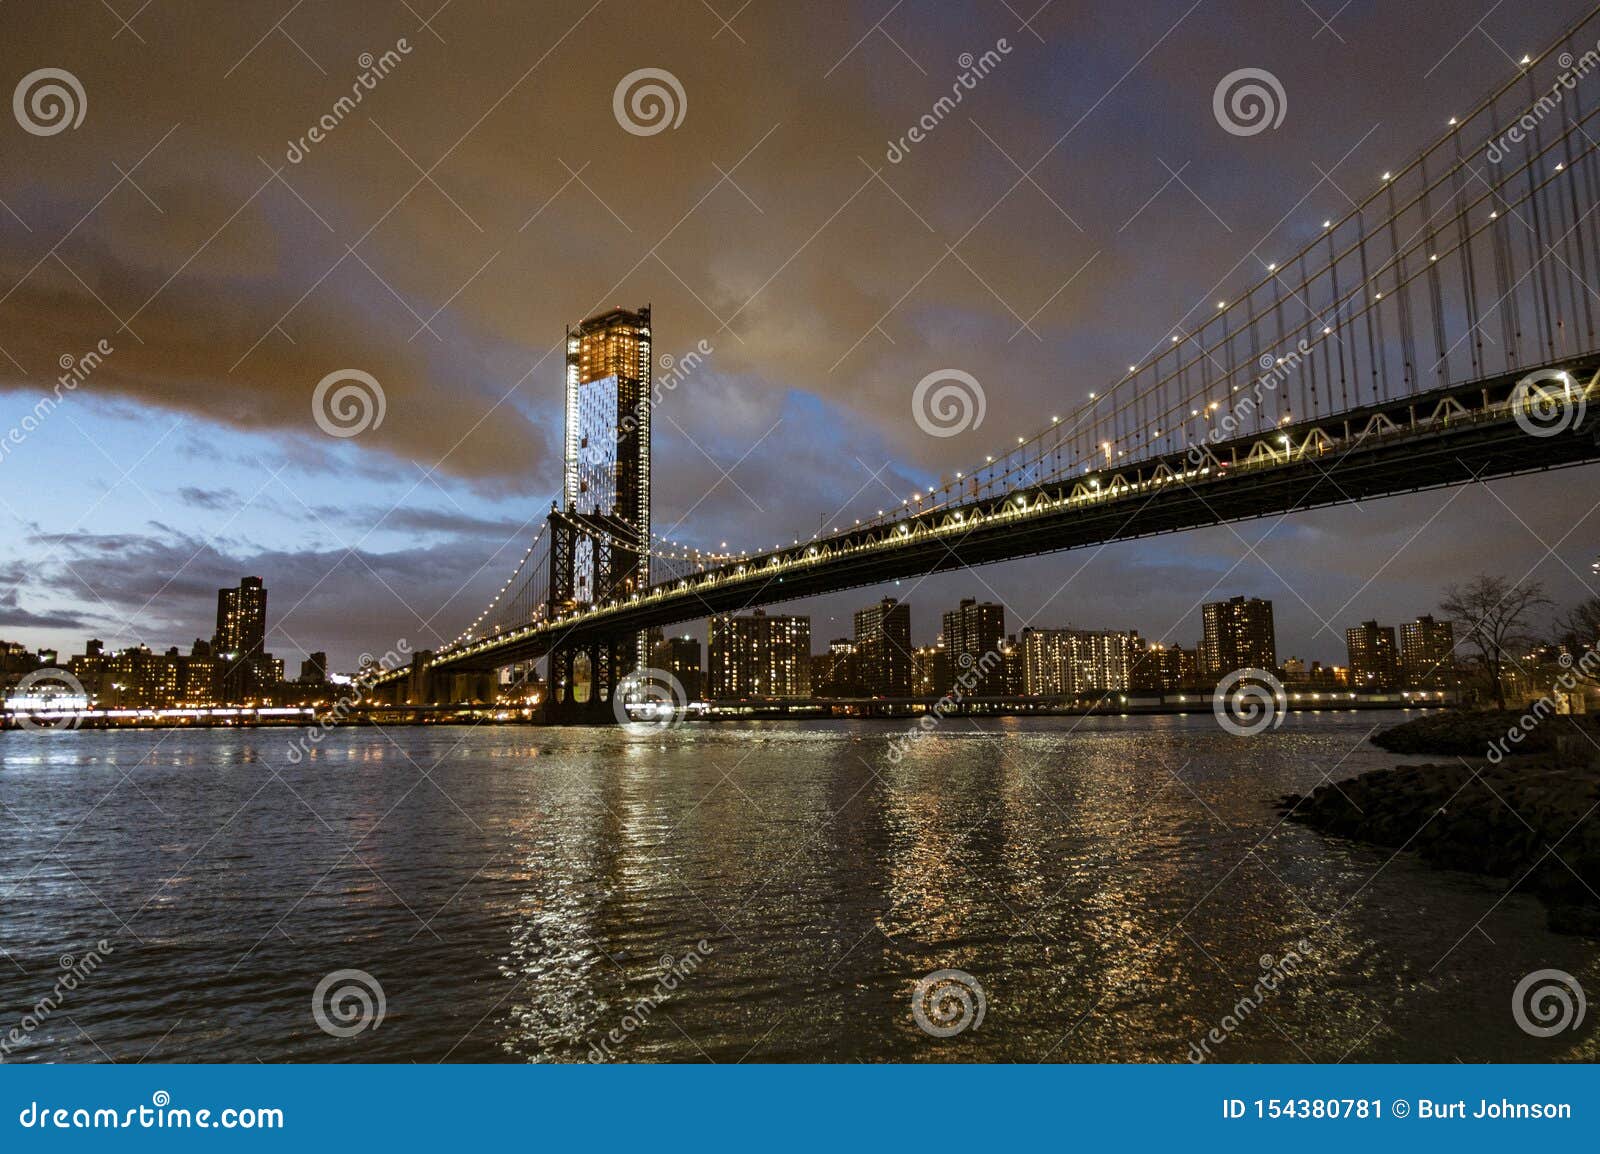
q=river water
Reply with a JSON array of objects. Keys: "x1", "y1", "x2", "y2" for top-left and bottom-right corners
[{"x1": 0, "y1": 712, "x2": 1595, "y2": 1063}]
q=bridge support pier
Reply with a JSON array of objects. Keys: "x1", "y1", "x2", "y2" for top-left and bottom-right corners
[{"x1": 545, "y1": 634, "x2": 636, "y2": 724}]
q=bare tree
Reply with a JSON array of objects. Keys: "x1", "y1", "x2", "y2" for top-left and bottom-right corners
[
  {"x1": 1439, "y1": 575, "x2": 1550, "y2": 710},
  {"x1": 1559, "y1": 594, "x2": 1600, "y2": 689}
]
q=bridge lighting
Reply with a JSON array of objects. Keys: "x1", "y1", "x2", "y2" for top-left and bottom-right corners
[
  {"x1": 1172, "y1": 335, "x2": 1181, "y2": 343},
  {"x1": 1556, "y1": 162, "x2": 1565, "y2": 172},
  {"x1": 1323, "y1": 326, "x2": 1332, "y2": 334},
  {"x1": 1128, "y1": 365, "x2": 1137, "y2": 372},
  {"x1": 1429, "y1": 253, "x2": 1438, "y2": 261},
  {"x1": 1267, "y1": 262, "x2": 1277, "y2": 271},
  {"x1": 1521, "y1": 54, "x2": 1532, "y2": 65},
  {"x1": 1449, "y1": 117, "x2": 1458, "y2": 126},
  {"x1": 1089, "y1": 391, "x2": 1097, "y2": 398},
  {"x1": 955, "y1": 471, "x2": 963, "y2": 478},
  {"x1": 1323, "y1": 220, "x2": 1332, "y2": 228},
  {"x1": 986, "y1": 455, "x2": 994, "y2": 462},
  {"x1": 1382, "y1": 171, "x2": 1392, "y2": 181},
  {"x1": 1490, "y1": 211, "x2": 1498, "y2": 220},
  {"x1": 1374, "y1": 291, "x2": 1384, "y2": 300}
]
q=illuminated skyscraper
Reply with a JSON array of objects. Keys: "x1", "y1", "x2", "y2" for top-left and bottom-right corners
[
  {"x1": 1399, "y1": 615, "x2": 1456, "y2": 690},
  {"x1": 215, "y1": 576, "x2": 267, "y2": 702},
  {"x1": 1021, "y1": 628, "x2": 1134, "y2": 695},
  {"x1": 1200, "y1": 596, "x2": 1276, "y2": 682},
  {"x1": 563, "y1": 305, "x2": 652, "y2": 602},
  {"x1": 854, "y1": 598, "x2": 912, "y2": 697},
  {"x1": 941, "y1": 598, "x2": 1006, "y2": 695},
  {"x1": 707, "y1": 610, "x2": 811, "y2": 698},
  {"x1": 1347, "y1": 620, "x2": 1401, "y2": 690}
]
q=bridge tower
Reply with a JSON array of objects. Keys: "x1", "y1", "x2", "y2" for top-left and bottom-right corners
[{"x1": 546, "y1": 305, "x2": 653, "y2": 722}]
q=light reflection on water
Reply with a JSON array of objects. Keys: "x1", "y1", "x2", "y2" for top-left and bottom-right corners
[{"x1": 0, "y1": 713, "x2": 1595, "y2": 1063}]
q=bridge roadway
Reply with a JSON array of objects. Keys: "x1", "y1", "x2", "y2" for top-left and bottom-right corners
[{"x1": 371, "y1": 360, "x2": 1600, "y2": 688}]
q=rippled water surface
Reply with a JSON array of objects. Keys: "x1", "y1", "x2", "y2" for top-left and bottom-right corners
[{"x1": 1, "y1": 713, "x2": 1596, "y2": 1063}]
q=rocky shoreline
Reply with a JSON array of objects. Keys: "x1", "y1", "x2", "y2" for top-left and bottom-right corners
[{"x1": 1281, "y1": 712, "x2": 1600, "y2": 936}]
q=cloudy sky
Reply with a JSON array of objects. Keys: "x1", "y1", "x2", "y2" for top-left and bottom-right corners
[{"x1": 2, "y1": 0, "x2": 1598, "y2": 672}]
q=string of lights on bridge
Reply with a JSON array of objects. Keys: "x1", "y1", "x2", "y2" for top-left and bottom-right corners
[{"x1": 435, "y1": 40, "x2": 1593, "y2": 660}]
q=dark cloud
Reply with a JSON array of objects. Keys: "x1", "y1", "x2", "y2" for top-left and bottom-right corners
[
  {"x1": 2, "y1": 0, "x2": 1597, "y2": 665},
  {"x1": 0, "y1": 587, "x2": 94, "y2": 632}
]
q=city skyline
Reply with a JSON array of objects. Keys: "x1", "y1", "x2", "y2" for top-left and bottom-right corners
[
  {"x1": 0, "y1": 566, "x2": 1510, "y2": 694},
  {"x1": 5, "y1": 0, "x2": 1600, "y2": 1084},
  {"x1": 3, "y1": 3, "x2": 1598, "y2": 673}
]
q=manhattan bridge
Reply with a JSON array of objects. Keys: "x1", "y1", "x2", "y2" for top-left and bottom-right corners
[{"x1": 367, "y1": 8, "x2": 1600, "y2": 721}]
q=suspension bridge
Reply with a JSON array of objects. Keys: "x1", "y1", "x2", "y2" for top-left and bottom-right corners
[{"x1": 366, "y1": 6, "x2": 1600, "y2": 719}]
